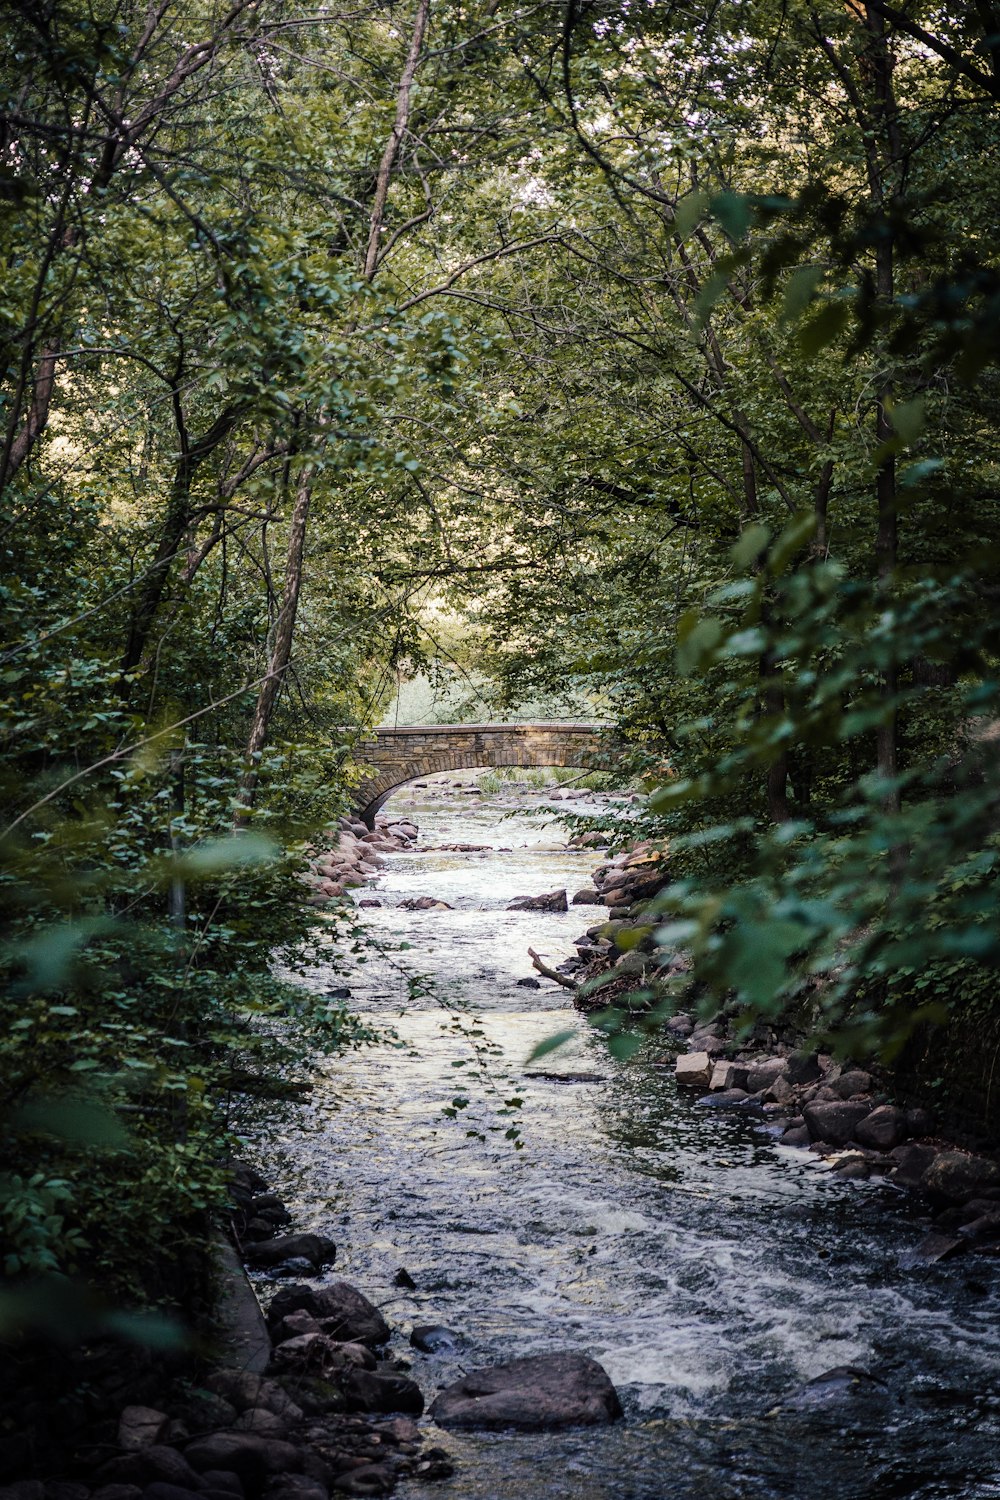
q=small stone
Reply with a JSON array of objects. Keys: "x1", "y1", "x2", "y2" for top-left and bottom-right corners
[
  {"x1": 232, "y1": 1408, "x2": 289, "y2": 1437},
  {"x1": 117, "y1": 1405, "x2": 169, "y2": 1451},
  {"x1": 515, "y1": 977, "x2": 541, "y2": 989},
  {"x1": 392, "y1": 1267, "x2": 416, "y2": 1289},
  {"x1": 331, "y1": 1467, "x2": 394, "y2": 1497},
  {"x1": 410, "y1": 1325, "x2": 458, "y2": 1353},
  {"x1": 272, "y1": 1309, "x2": 323, "y2": 1345}
]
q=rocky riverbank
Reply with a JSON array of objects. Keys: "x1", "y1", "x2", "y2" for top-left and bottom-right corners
[
  {"x1": 0, "y1": 1148, "x2": 629, "y2": 1500},
  {"x1": 667, "y1": 1019, "x2": 1000, "y2": 1263}
]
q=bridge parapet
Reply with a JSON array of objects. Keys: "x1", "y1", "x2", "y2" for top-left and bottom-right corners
[{"x1": 351, "y1": 721, "x2": 613, "y2": 825}]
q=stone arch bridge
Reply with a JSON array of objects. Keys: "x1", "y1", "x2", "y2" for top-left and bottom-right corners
[{"x1": 352, "y1": 722, "x2": 612, "y2": 825}]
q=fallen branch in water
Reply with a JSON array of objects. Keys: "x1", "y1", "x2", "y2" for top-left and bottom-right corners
[{"x1": 528, "y1": 947, "x2": 578, "y2": 991}]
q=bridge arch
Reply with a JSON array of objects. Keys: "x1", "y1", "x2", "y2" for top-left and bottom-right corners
[{"x1": 352, "y1": 722, "x2": 611, "y2": 826}]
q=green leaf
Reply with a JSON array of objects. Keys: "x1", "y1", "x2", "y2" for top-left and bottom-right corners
[
  {"x1": 798, "y1": 300, "x2": 850, "y2": 354},
  {"x1": 525, "y1": 1029, "x2": 577, "y2": 1063}
]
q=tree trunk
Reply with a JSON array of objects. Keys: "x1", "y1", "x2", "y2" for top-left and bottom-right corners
[{"x1": 235, "y1": 470, "x2": 312, "y2": 823}]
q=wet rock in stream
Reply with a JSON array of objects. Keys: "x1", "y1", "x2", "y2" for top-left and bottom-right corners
[{"x1": 429, "y1": 1352, "x2": 623, "y2": 1431}]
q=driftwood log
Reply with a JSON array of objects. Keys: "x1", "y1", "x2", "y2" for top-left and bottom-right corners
[{"x1": 527, "y1": 947, "x2": 578, "y2": 991}]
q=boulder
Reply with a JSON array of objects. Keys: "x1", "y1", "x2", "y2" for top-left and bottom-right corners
[
  {"x1": 922, "y1": 1151, "x2": 1000, "y2": 1203},
  {"x1": 91, "y1": 1489, "x2": 142, "y2": 1500},
  {"x1": 515, "y1": 977, "x2": 541, "y2": 989},
  {"x1": 571, "y1": 888, "x2": 601, "y2": 905},
  {"x1": 709, "y1": 1061, "x2": 750, "y2": 1092},
  {"x1": 266, "y1": 1282, "x2": 390, "y2": 1347},
  {"x1": 802, "y1": 1100, "x2": 873, "y2": 1147},
  {"x1": 198, "y1": 1477, "x2": 243, "y2": 1498},
  {"x1": 785, "y1": 1050, "x2": 822, "y2": 1085},
  {"x1": 184, "y1": 1434, "x2": 303, "y2": 1486},
  {"x1": 429, "y1": 1351, "x2": 622, "y2": 1431},
  {"x1": 905, "y1": 1106, "x2": 934, "y2": 1137},
  {"x1": 746, "y1": 1057, "x2": 787, "y2": 1094},
  {"x1": 204, "y1": 1371, "x2": 302, "y2": 1421},
  {"x1": 117, "y1": 1405, "x2": 169, "y2": 1451},
  {"x1": 95, "y1": 1448, "x2": 201, "y2": 1490},
  {"x1": 506, "y1": 890, "x2": 569, "y2": 913},
  {"x1": 398, "y1": 895, "x2": 452, "y2": 911},
  {"x1": 339, "y1": 1369, "x2": 424, "y2": 1416},
  {"x1": 244, "y1": 1234, "x2": 336, "y2": 1273},
  {"x1": 831, "y1": 1070, "x2": 873, "y2": 1099},
  {"x1": 781, "y1": 1125, "x2": 811, "y2": 1147},
  {"x1": 855, "y1": 1105, "x2": 909, "y2": 1152},
  {"x1": 271, "y1": 1309, "x2": 323, "y2": 1345},
  {"x1": 769, "y1": 1366, "x2": 889, "y2": 1415},
  {"x1": 888, "y1": 1141, "x2": 940, "y2": 1187},
  {"x1": 675, "y1": 1052, "x2": 713, "y2": 1088}
]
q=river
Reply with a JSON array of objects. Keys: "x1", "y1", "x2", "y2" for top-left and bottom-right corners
[{"x1": 256, "y1": 777, "x2": 1000, "y2": 1500}]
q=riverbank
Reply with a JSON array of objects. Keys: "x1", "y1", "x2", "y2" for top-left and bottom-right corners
[
  {"x1": 245, "y1": 777, "x2": 1000, "y2": 1498},
  {"x1": 8, "y1": 774, "x2": 999, "y2": 1500}
]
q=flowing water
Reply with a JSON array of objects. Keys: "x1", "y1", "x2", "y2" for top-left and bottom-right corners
[{"x1": 256, "y1": 778, "x2": 1000, "y2": 1500}]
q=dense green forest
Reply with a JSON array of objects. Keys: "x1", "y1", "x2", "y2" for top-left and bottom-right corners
[{"x1": 2, "y1": 0, "x2": 999, "y2": 1334}]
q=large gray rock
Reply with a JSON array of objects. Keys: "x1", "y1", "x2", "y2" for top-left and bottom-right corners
[
  {"x1": 429, "y1": 1351, "x2": 622, "y2": 1430},
  {"x1": 922, "y1": 1151, "x2": 1000, "y2": 1203},
  {"x1": 340, "y1": 1369, "x2": 424, "y2": 1416},
  {"x1": 746, "y1": 1057, "x2": 787, "y2": 1093},
  {"x1": 675, "y1": 1052, "x2": 713, "y2": 1088},
  {"x1": 266, "y1": 1282, "x2": 390, "y2": 1346},
  {"x1": 184, "y1": 1433, "x2": 303, "y2": 1484},
  {"x1": 831, "y1": 1070, "x2": 873, "y2": 1099},
  {"x1": 855, "y1": 1105, "x2": 908, "y2": 1151},
  {"x1": 889, "y1": 1141, "x2": 940, "y2": 1187},
  {"x1": 785, "y1": 1050, "x2": 822, "y2": 1085},
  {"x1": 506, "y1": 889, "x2": 569, "y2": 912},
  {"x1": 95, "y1": 1448, "x2": 202, "y2": 1490},
  {"x1": 244, "y1": 1234, "x2": 336, "y2": 1272},
  {"x1": 769, "y1": 1366, "x2": 889, "y2": 1415},
  {"x1": 802, "y1": 1100, "x2": 872, "y2": 1146}
]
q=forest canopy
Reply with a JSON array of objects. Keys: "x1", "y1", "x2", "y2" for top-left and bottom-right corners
[{"x1": 2, "y1": 0, "x2": 999, "y2": 1321}]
